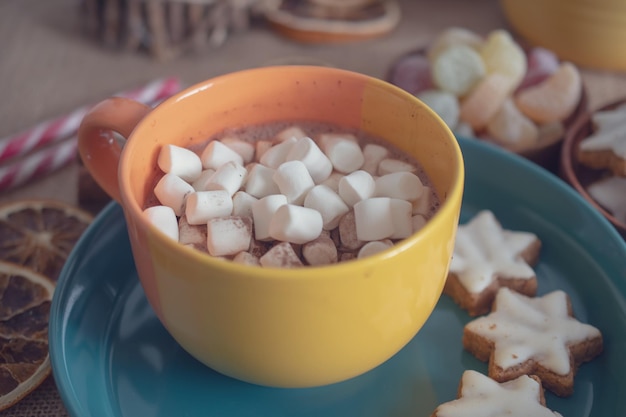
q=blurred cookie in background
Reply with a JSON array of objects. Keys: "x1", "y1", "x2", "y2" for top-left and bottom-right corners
[{"x1": 265, "y1": 0, "x2": 401, "y2": 43}]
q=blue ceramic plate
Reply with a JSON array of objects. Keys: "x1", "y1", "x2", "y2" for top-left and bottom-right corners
[{"x1": 50, "y1": 138, "x2": 626, "y2": 417}]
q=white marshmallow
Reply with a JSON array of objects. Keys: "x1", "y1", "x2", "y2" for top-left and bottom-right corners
[
  {"x1": 357, "y1": 240, "x2": 393, "y2": 259},
  {"x1": 454, "y1": 121, "x2": 475, "y2": 139},
  {"x1": 304, "y1": 184, "x2": 349, "y2": 230},
  {"x1": 276, "y1": 126, "x2": 308, "y2": 142},
  {"x1": 302, "y1": 235, "x2": 338, "y2": 266},
  {"x1": 412, "y1": 214, "x2": 427, "y2": 233},
  {"x1": 245, "y1": 163, "x2": 280, "y2": 198},
  {"x1": 285, "y1": 137, "x2": 333, "y2": 183},
  {"x1": 260, "y1": 242, "x2": 303, "y2": 268},
  {"x1": 185, "y1": 190, "x2": 233, "y2": 225},
  {"x1": 338, "y1": 170, "x2": 375, "y2": 207},
  {"x1": 318, "y1": 132, "x2": 357, "y2": 148},
  {"x1": 233, "y1": 251, "x2": 261, "y2": 266},
  {"x1": 154, "y1": 173, "x2": 195, "y2": 216},
  {"x1": 390, "y1": 199, "x2": 413, "y2": 239},
  {"x1": 191, "y1": 169, "x2": 216, "y2": 191},
  {"x1": 206, "y1": 216, "x2": 252, "y2": 257},
  {"x1": 200, "y1": 140, "x2": 244, "y2": 170},
  {"x1": 259, "y1": 137, "x2": 297, "y2": 168},
  {"x1": 412, "y1": 186, "x2": 433, "y2": 216},
  {"x1": 178, "y1": 215, "x2": 207, "y2": 251},
  {"x1": 361, "y1": 144, "x2": 389, "y2": 176},
  {"x1": 320, "y1": 172, "x2": 344, "y2": 193},
  {"x1": 232, "y1": 191, "x2": 258, "y2": 218},
  {"x1": 273, "y1": 160, "x2": 315, "y2": 205},
  {"x1": 220, "y1": 137, "x2": 255, "y2": 164},
  {"x1": 251, "y1": 194, "x2": 288, "y2": 241},
  {"x1": 377, "y1": 158, "x2": 417, "y2": 175},
  {"x1": 143, "y1": 205, "x2": 179, "y2": 241},
  {"x1": 205, "y1": 161, "x2": 247, "y2": 196},
  {"x1": 353, "y1": 198, "x2": 394, "y2": 241},
  {"x1": 374, "y1": 172, "x2": 424, "y2": 201},
  {"x1": 320, "y1": 133, "x2": 365, "y2": 174},
  {"x1": 157, "y1": 144, "x2": 203, "y2": 183},
  {"x1": 269, "y1": 204, "x2": 323, "y2": 244}
]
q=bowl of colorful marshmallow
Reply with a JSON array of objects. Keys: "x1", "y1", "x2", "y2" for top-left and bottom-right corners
[{"x1": 387, "y1": 27, "x2": 587, "y2": 172}]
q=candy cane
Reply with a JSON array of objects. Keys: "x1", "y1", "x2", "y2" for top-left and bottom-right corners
[
  {"x1": 0, "y1": 77, "x2": 181, "y2": 164},
  {"x1": 0, "y1": 138, "x2": 78, "y2": 192},
  {"x1": 0, "y1": 87, "x2": 181, "y2": 193}
]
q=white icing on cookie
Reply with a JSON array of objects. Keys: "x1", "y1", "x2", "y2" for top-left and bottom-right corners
[
  {"x1": 588, "y1": 176, "x2": 626, "y2": 223},
  {"x1": 465, "y1": 288, "x2": 601, "y2": 375},
  {"x1": 580, "y1": 104, "x2": 626, "y2": 158},
  {"x1": 592, "y1": 103, "x2": 626, "y2": 130},
  {"x1": 449, "y1": 210, "x2": 538, "y2": 294},
  {"x1": 434, "y1": 370, "x2": 562, "y2": 417}
]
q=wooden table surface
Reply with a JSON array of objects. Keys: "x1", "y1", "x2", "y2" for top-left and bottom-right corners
[{"x1": 1, "y1": 0, "x2": 626, "y2": 415}]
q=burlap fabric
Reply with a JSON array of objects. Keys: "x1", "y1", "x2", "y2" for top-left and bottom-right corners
[
  {"x1": 1, "y1": 0, "x2": 626, "y2": 416},
  {"x1": 1, "y1": 378, "x2": 69, "y2": 417}
]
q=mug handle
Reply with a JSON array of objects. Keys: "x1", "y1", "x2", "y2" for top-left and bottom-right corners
[{"x1": 78, "y1": 97, "x2": 152, "y2": 203}]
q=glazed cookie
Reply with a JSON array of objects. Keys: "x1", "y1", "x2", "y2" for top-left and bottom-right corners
[
  {"x1": 463, "y1": 287, "x2": 603, "y2": 397},
  {"x1": 431, "y1": 370, "x2": 562, "y2": 417},
  {"x1": 445, "y1": 210, "x2": 541, "y2": 316},
  {"x1": 587, "y1": 175, "x2": 626, "y2": 224},
  {"x1": 578, "y1": 103, "x2": 626, "y2": 176}
]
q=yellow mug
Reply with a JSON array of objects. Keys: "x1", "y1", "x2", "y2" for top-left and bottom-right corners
[{"x1": 77, "y1": 66, "x2": 464, "y2": 388}]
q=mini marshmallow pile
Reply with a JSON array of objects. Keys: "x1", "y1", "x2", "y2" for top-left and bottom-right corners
[{"x1": 143, "y1": 126, "x2": 433, "y2": 268}]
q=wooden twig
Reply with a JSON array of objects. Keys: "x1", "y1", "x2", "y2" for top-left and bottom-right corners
[
  {"x1": 168, "y1": 2, "x2": 186, "y2": 44},
  {"x1": 80, "y1": 0, "x2": 101, "y2": 38},
  {"x1": 146, "y1": 1, "x2": 172, "y2": 60},
  {"x1": 103, "y1": 0, "x2": 121, "y2": 48},
  {"x1": 125, "y1": 0, "x2": 144, "y2": 51},
  {"x1": 86, "y1": 0, "x2": 273, "y2": 59}
]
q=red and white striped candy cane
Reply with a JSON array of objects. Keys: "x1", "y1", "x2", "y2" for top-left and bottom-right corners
[
  {"x1": 0, "y1": 83, "x2": 182, "y2": 193},
  {"x1": 0, "y1": 138, "x2": 78, "y2": 192},
  {"x1": 0, "y1": 77, "x2": 181, "y2": 164}
]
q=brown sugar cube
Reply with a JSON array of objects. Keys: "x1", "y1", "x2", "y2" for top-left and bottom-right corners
[
  {"x1": 248, "y1": 236, "x2": 271, "y2": 258},
  {"x1": 287, "y1": 242, "x2": 303, "y2": 260},
  {"x1": 260, "y1": 242, "x2": 304, "y2": 268},
  {"x1": 302, "y1": 235, "x2": 338, "y2": 266},
  {"x1": 178, "y1": 215, "x2": 208, "y2": 252},
  {"x1": 338, "y1": 210, "x2": 365, "y2": 251},
  {"x1": 339, "y1": 252, "x2": 357, "y2": 262},
  {"x1": 328, "y1": 228, "x2": 341, "y2": 248},
  {"x1": 233, "y1": 251, "x2": 261, "y2": 266}
]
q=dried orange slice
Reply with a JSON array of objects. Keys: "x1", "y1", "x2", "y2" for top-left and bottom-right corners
[
  {"x1": 0, "y1": 200, "x2": 93, "y2": 282},
  {"x1": 0, "y1": 261, "x2": 55, "y2": 411}
]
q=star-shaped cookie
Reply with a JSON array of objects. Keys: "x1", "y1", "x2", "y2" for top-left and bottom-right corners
[
  {"x1": 588, "y1": 176, "x2": 626, "y2": 224},
  {"x1": 431, "y1": 370, "x2": 562, "y2": 417},
  {"x1": 578, "y1": 103, "x2": 626, "y2": 176},
  {"x1": 445, "y1": 210, "x2": 541, "y2": 316},
  {"x1": 463, "y1": 288, "x2": 603, "y2": 397}
]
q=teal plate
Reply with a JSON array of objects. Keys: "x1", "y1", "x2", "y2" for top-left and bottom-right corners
[{"x1": 50, "y1": 137, "x2": 626, "y2": 417}]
